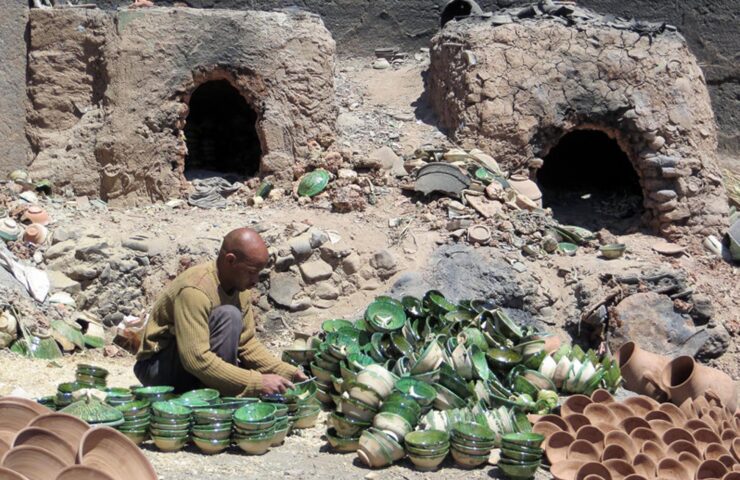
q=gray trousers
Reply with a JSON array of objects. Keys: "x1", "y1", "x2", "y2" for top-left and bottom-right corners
[{"x1": 134, "y1": 305, "x2": 243, "y2": 394}]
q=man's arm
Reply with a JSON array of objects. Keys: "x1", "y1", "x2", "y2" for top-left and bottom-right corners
[
  {"x1": 238, "y1": 303, "x2": 299, "y2": 380},
  {"x1": 173, "y1": 288, "x2": 262, "y2": 396}
]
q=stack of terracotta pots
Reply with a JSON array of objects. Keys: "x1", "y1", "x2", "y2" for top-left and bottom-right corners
[
  {"x1": 616, "y1": 342, "x2": 737, "y2": 412},
  {"x1": 0, "y1": 396, "x2": 156, "y2": 480},
  {"x1": 533, "y1": 388, "x2": 739, "y2": 480}
]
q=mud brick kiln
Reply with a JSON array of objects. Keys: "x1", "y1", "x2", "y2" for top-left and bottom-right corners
[{"x1": 429, "y1": 4, "x2": 729, "y2": 237}]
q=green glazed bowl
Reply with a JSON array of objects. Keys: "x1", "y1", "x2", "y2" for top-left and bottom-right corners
[
  {"x1": 406, "y1": 444, "x2": 449, "y2": 457},
  {"x1": 192, "y1": 426, "x2": 232, "y2": 441},
  {"x1": 150, "y1": 415, "x2": 191, "y2": 426},
  {"x1": 77, "y1": 364, "x2": 109, "y2": 378},
  {"x1": 118, "y1": 430, "x2": 147, "y2": 445},
  {"x1": 297, "y1": 169, "x2": 331, "y2": 198},
  {"x1": 498, "y1": 458, "x2": 541, "y2": 479},
  {"x1": 326, "y1": 428, "x2": 360, "y2": 453},
  {"x1": 405, "y1": 430, "x2": 450, "y2": 450},
  {"x1": 180, "y1": 388, "x2": 220, "y2": 404},
  {"x1": 330, "y1": 412, "x2": 371, "y2": 438},
  {"x1": 501, "y1": 447, "x2": 542, "y2": 462},
  {"x1": 234, "y1": 434, "x2": 272, "y2": 455},
  {"x1": 450, "y1": 446, "x2": 489, "y2": 469},
  {"x1": 408, "y1": 451, "x2": 449, "y2": 472},
  {"x1": 133, "y1": 386, "x2": 174, "y2": 397},
  {"x1": 152, "y1": 435, "x2": 189, "y2": 452},
  {"x1": 452, "y1": 422, "x2": 496, "y2": 443},
  {"x1": 149, "y1": 427, "x2": 190, "y2": 437},
  {"x1": 500, "y1": 432, "x2": 545, "y2": 449},
  {"x1": 233, "y1": 402, "x2": 277, "y2": 424},
  {"x1": 321, "y1": 319, "x2": 354, "y2": 334},
  {"x1": 192, "y1": 408, "x2": 233, "y2": 424},
  {"x1": 152, "y1": 401, "x2": 192, "y2": 419},
  {"x1": 365, "y1": 300, "x2": 406, "y2": 333},
  {"x1": 193, "y1": 437, "x2": 230, "y2": 455},
  {"x1": 116, "y1": 400, "x2": 151, "y2": 417},
  {"x1": 394, "y1": 378, "x2": 437, "y2": 407}
]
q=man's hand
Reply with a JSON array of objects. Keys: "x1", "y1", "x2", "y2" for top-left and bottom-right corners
[
  {"x1": 292, "y1": 369, "x2": 309, "y2": 382},
  {"x1": 261, "y1": 374, "x2": 294, "y2": 395}
]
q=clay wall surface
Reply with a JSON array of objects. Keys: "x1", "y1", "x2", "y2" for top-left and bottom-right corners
[
  {"x1": 26, "y1": 8, "x2": 336, "y2": 204},
  {"x1": 428, "y1": 17, "x2": 728, "y2": 236},
  {"x1": 0, "y1": 0, "x2": 29, "y2": 175}
]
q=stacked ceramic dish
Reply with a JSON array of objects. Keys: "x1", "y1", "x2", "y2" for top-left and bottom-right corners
[
  {"x1": 59, "y1": 394, "x2": 124, "y2": 428},
  {"x1": 54, "y1": 382, "x2": 84, "y2": 409},
  {"x1": 149, "y1": 401, "x2": 192, "y2": 452},
  {"x1": 115, "y1": 400, "x2": 151, "y2": 445},
  {"x1": 75, "y1": 364, "x2": 108, "y2": 388},
  {"x1": 536, "y1": 389, "x2": 740, "y2": 480},
  {"x1": 191, "y1": 407, "x2": 232, "y2": 454},
  {"x1": 104, "y1": 387, "x2": 135, "y2": 407},
  {"x1": 404, "y1": 430, "x2": 450, "y2": 471},
  {"x1": 0, "y1": 396, "x2": 157, "y2": 479},
  {"x1": 498, "y1": 432, "x2": 545, "y2": 479},
  {"x1": 450, "y1": 422, "x2": 497, "y2": 469},
  {"x1": 310, "y1": 320, "x2": 356, "y2": 405},
  {"x1": 281, "y1": 333, "x2": 319, "y2": 368},
  {"x1": 176, "y1": 388, "x2": 220, "y2": 409},
  {"x1": 357, "y1": 427, "x2": 405, "y2": 468},
  {"x1": 373, "y1": 391, "x2": 421, "y2": 442},
  {"x1": 133, "y1": 386, "x2": 175, "y2": 403},
  {"x1": 232, "y1": 402, "x2": 278, "y2": 455}
]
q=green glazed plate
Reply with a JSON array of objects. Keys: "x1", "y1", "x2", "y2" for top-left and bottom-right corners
[{"x1": 298, "y1": 169, "x2": 331, "y2": 197}]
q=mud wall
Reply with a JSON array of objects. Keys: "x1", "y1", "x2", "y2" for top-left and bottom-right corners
[{"x1": 0, "y1": 1, "x2": 29, "y2": 174}]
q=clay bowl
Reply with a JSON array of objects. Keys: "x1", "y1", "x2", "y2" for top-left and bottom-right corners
[
  {"x1": 662, "y1": 427, "x2": 695, "y2": 446},
  {"x1": 575, "y1": 462, "x2": 612, "y2": 480},
  {"x1": 77, "y1": 427, "x2": 156, "y2": 480},
  {"x1": 568, "y1": 440, "x2": 601, "y2": 463},
  {"x1": 0, "y1": 467, "x2": 29, "y2": 480},
  {"x1": 590, "y1": 389, "x2": 615, "y2": 404},
  {"x1": 552, "y1": 460, "x2": 587, "y2": 480},
  {"x1": 534, "y1": 421, "x2": 565, "y2": 441},
  {"x1": 605, "y1": 431, "x2": 638, "y2": 459},
  {"x1": 705, "y1": 443, "x2": 731, "y2": 461},
  {"x1": 632, "y1": 453, "x2": 657, "y2": 478},
  {"x1": 27, "y1": 413, "x2": 89, "y2": 448},
  {"x1": 696, "y1": 460, "x2": 728, "y2": 480},
  {"x1": 694, "y1": 429, "x2": 723, "y2": 452},
  {"x1": 623, "y1": 475, "x2": 648, "y2": 480},
  {"x1": 1, "y1": 445, "x2": 67, "y2": 480},
  {"x1": 583, "y1": 404, "x2": 617, "y2": 427},
  {"x1": 622, "y1": 396, "x2": 659, "y2": 417},
  {"x1": 657, "y1": 458, "x2": 691, "y2": 480},
  {"x1": 685, "y1": 419, "x2": 715, "y2": 433},
  {"x1": 0, "y1": 438, "x2": 8, "y2": 459},
  {"x1": 678, "y1": 451, "x2": 702, "y2": 477},
  {"x1": 603, "y1": 459, "x2": 636, "y2": 480},
  {"x1": 594, "y1": 422, "x2": 619, "y2": 434},
  {"x1": 641, "y1": 441, "x2": 666, "y2": 463},
  {"x1": 648, "y1": 420, "x2": 675, "y2": 437},
  {"x1": 658, "y1": 403, "x2": 687, "y2": 426},
  {"x1": 0, "y1": 398, "x2": 50, "y2": 417},
  {"x1": 576, "y1": 425, "x2": 605, "y2": 453},
  {"x1": 631, "y1": 428, "x2": 663, "y2": 449},
  {"x1": 722, "y1": 473, "x2": 740, "y2": 480},
  {"x1": 11, "y1": 427, "x2": 76, "y2": 465},
  {"x1": 602, "y1": 444, "x2": 632, "y2": 462},
  {"x1": 667, "y1": 439, "x2": 703, "y2": 459},
  {"x1": 645, "y1": 411, "x2": 674, "y2": 424},
  {"x1": 583, "y1": 475, "x2": 605, "y2": 480},
  {"x1": 56, "y1": 465, "x2": 115, "y2": 480},
  {"x1": 608, "y1": 404, "x2": 636, "y2": 424},
  {"x1": 717, "y1": 456, "x2": 736, "y2": 469},
  {"x1": 546, "y1": 431, "x2": 575, "y2": 465},
  {"x1": 619, "y1": 417, "x2": 650, "y2": 434},
  {"x1": 565, "y1": 414, "x2": 592, "y2": 434},
  {"x1": 733, "y1": 438, "x2": 740, "y2": 462},
  {"x1": 0, "y1": 403, "x2": 40, "y2": 441},
  {"x1": 538, "y1": 415, "x2": 570, "y2": 432},
  {"x1": 563, "y1": 395, "x2": 594, "y2": 417},
  {"x1": 720, "y1": 428, "x2": 736, "y2": 447}
]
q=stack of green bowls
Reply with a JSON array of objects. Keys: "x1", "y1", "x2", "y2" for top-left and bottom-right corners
[
  {"x1": 310, "y1": 322, "x2": 352, "y2": 405},
  {"x1": 405, "y1": 430, "x2": 450, "y2": 472},
  {"x1": 133, "y1": 385, "x2": 175, "y2": 403},
  {"x1": 373, "y1": 392, "x2": 420, "y2": 442},
  {"x1": 289, "y1": 400, "x2": 320, "y2": 431},
  {"x1": 268, "y1": 402, "x2": 291, "y2": 446},
  {"x1": 115, "y1": 400, "x2": 151, "y2": 445},
  {"x1": 328, "y1": 411, "x2": 370, "y2": 453},
  {"x1": 191, "y1": 408, "x2": 232, "y2": 454},
  {"x1": 55, "y1": 382, "x2": 85, "y2": 409},
  {"x1": 150, "y1": 401, "x2": 192, "y2": 452},
  {"x1": 233, "y1": 402, "x2": 277, "y2": 455},
  {"x1": 177, "y1": 388, "x2": 220, "y2": 408},
  {"x1": 36, "y1": 395, "x2": 56, "y2": 411},
  {"x1": 450, "y1": 422, "x2": 497, "y2": 469},
  {"x1": 75, "y1": 364, "x2": 109, "y2": 388},
  {"x1": 498, "y1": 432, "x2": 544, "y2": 479},
  {"x1": 104, "y1": 388, "x2": 135, "y2": 407},
  {"x1": 394, "y1": 378, "x2": 437, "y2": 414}
]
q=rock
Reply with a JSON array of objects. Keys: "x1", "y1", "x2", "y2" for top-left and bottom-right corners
[
  {"x1": 342, "y1": 253, "x2": 361, "y2": 275},
  {"x1": 274, "y1": 255, "x2": 296, "y2": 272},
  {"x1": 368, "y1": 146, "x2": 400, "y2": 171},
  {"x1": 651, "y1": 190, "x2": 678, "y2": 202},
  {"x1": 51, "y1": 227, "x2": 80, "y2": 244},
  {"x1": 337, "y1": 169, "x2": 358, "y2": 179},
  {"x1": 288, "y1": 235, "x2": 313, "y2": 261},
  {"x1": 313, "y1": 298, "x2": 337, "y2": 309},
  {"x1": 370, "y1": 249, "x2": 396, "y2": 271},
  {"x1": 67, "y1": 264, "x2": 102, "y2": 281},
  {"x1": 121, "y1": 234, "x2": 168, "y2": 256},
  {"x1": 331, "y1": 186, "x2": 367, "y2": 213},
  {"x1": 372, "y1": 58, "x2": 390, "y2": 69},
  {"x1": 102, "y1": 311, "x2": 124, "y2": 327},
  {"x1": 696, "y1": 325, "x2": 730, "y2": 359},
  {"x1": 74, "y1": 238, "x2": 110, "y2": 261},
  {"x1": 466, "y1": 194, "x2": 503, "y2": 218},
  {"x1": 47, "y1": 270, "x2": 81, "y2": 294},
  {"x1": 609, "y1": 292, "x2": 709, "y2": 358},
  {"x1": 44, "y1": 240, "x2": 76, "y2": 261},
  {"x1": 268, "y1": 273, "x2": 302, "y2": 309},
  {"x1": 360, "y1": 278, "x2": 382, "y2": 291},
  {"x1": 314, "y1": 282, "x2": 340, "y2": 300},
  {"x1": 690, "y1": 294, "x2": 713, "y2": 324},
  {"x1": 309, "y1": 230, "x2": 330, "y2": 249},
  {"x1": 299, "y1": 260, "x2": 333, "y2": 283}
]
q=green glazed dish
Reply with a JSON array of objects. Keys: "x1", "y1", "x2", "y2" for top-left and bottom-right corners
[
  {"x1": 152, "y1": 435, "x2": 189, "y2": 452},
  {"x1": 326, "y1": 428, "x2": 360, "y2": 453},
  {"x1": 500, "y1": 432, "x2": 545, "y2": 449},
  {"x1": 451, "y1": 422, "x2": 496, "y2": 443},
  {"x1": 152, "y1": 401, "x2": 192, "y2": 419},
  {"x1": 192, "y1": 408, "x2": 233, "y2": 424},
  {"x1": 297, "y1": 169, "x2": 331, "y2": 197},
  {"x1": 193, "y1": 437, "x2": 230, "y2": 455},
  {"x1": 404, "y1": 430, "x2": 450, "y2": 449},
  {"x1": 365, "y1": 301, "x2": 406, "y2": 333}
]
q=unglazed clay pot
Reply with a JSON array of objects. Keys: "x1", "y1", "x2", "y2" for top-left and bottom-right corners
[
  {"x1": 591, "y1": 389, "x2": 615, "y2": 404},
  {"x1": 534, "y1": 421, "x2": 564, "y2": 441},
  {"x1": 662, "y1": 427, "x2": 694, "y2": 446},
  {"x1": 508, "y1": 174, "x2": 542, "y2": 206},
  {"x1": 78, "y1": 427, "x2": 156, "y2": 480},
  {"x1": 20, "y1": 207, "x2": 50, "y2": 226},
  {"x1": 694, "y1": 429, "x2": 723, "y2": 452},
  {"x1": 1, "y1": 445, "x2": 67, "y2": 480},
  {"x1": 658, "y1": 403, "x2": 688, "y2": 426},
  {"x1": 11, "y1": 427, "x2": 76, "y2": 465},
  {"x1": 631, "y1": 428, "x2": 664, "y2": 449},
  {"x1": 538, "y1": 415, "x2": 570, "y2": 432},
  {"x1": 576, "y1": 462, "x2": 613, "y2": 480},
  {"x1": 547, "y1": 431, "x2": 576, "y2": 465},
  {"x1": 565, "y1": 414, "x2": 592, "y2": 433},
  {"x1": 605, "y1": 431, "x2": 638, "y2": 459},
  {"x1": 0, "y1": 438, "x2": 9, "y2": 459},
  {"x1": 657, "y1": 457, "x2": 691, "y2": 480},
  {"x1": 620, "y1": 417, "x2": 651, "y2": 434},
  {"x1": 0, "y1": 403, "x2": 40, "y2": 444},
  {"x1": 648, "y1": 419, "x2": 675, "y2": 437},
  {"x1": 602, "y1": 444, "x2": 631, "y2": 462},
  {"x1": 603, "y1": 459, "x2": 635, "y2": 480},
  {"x1": 608, "y1": 404, "x2": 636, "y2": 424},
  {"x1": 27, "y1": 414, "x2": 89, "y2": 449},
  {"x1": 658, "y1": 356, "x2": 737, "y2": 411},
  {"x1": 0, "y1": 398, "x2": 50, "y2": 417},
  {"x1": 696, "y1": 460, "x2": 728, "y2": 480},
  {"x1": 553, "y1": 460, "x2": 588, "y2": 480},
  {"x1": 568, "y1": 440, "x2": 601, "y2": 462},
  {"x1": 22, "y1": 224, "x2": 48, "y2": 245},
  {"x1": 576, "y1": 425, "x2": 605, "y2": 453},
  {"x1": 677, "y1": 451, "x2": 702, "y2": 477},
  {"x1": 641, "y1": 441, "x2": 666, "y2": 463},
  {"x1": 0, "y1": 467, "x2": 29, "y2": 480},
  {"x1": 705, "y1": 443, "x2": 731, "y2": 461},
  {"x1": 583, "y1": 404, "x2": 617, "y2": 426},
  {"x1": 563, "y1": 395, "x2": 594, "y2": 417},
  {"x1": 56, "y1": 465, "x2": 115, "y2": 480},
  {"x1": 632, "y1": 453, "x2": 657, "y2": 478},
  {"x1": 666, "y1": 440, "x2": 702, "y2": 460},
  {"x1": 623, "y1": 396, "x2": 659, "y2": 417},
  {"x1": 617, "y1": 342, "x2": 669, "y2": 400}
]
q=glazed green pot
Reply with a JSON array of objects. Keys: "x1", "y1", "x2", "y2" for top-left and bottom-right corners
[
  {"x1": 77, "y1": 364, "x2": 109, "y2": 378},
  {"x1": 341, "y1": 397, "x2": 377, "y2": 423},
  {"x1": 450, "y1": 447, "x2": 489, "y2": 469},
  {"x1": 192, "y1": 425, "x2": 232, "y2": 440},
  {"x1": 365, "y1": 300, "x2": 406, "y2": 333},
  {"x1": 297, "y1": 169, "x2": 331, "y2": 198},
  {"x1": 405, "y1": 429, "x2": 449, "y2": 450},
  {"x1": 118, "y1": 430, "x2": 147, "y2": 446},
  {"x1": 192, "y1": 408, "x2": 232, "y2": 424},
  {"x1": 150, "y1": 427, "x2": 189, "y2": 437},
  {"x1": 152, "y1": 435, "x2": 189, "y2": 452},
  {"x1": 408, "y1": 451, "x2": 449, "y2": 472},
  {"x1": 452, "y1": 422, "x2": 496, "y2": 443},
  {"x1": 180, "y1": 388, "x2": 220, "y2": 404},
  {"x1": 291, "y1": 409, "x2": 320, "y2": 429},
  {"x1": 120, "y1": 417, "x2": 151, "y2": 430},
  {"x1": 133, "y1": 386, "x2": 174, "y2": 397},
  {"x1": 193, "y1": 437, "x2": 230, "y2": 454},
  {"x1": 500, "y1": 432, "x2": 545, "y2": 449},
  {"x1": 394, "y1": 378, "x2": 436, "y2": 407},
  {"x1": 498, "y1": 458, "x2": 541, "y2": 479},
  {"x1": 151, "y1": 401, "x2": 192, "y2": 420},
  {"x1": 486, "y1": 347, "x2": 523, "y2": 370},
  {"x1": 406, "y1": 444, "x2": 449, "y2": 457},
  {"x1": 326, "y1": 428, "x2": 360, "y2": 453},
  {"x1": 233, "y1": 402, "x2": 276, "y2": 423},
  {"x1": 116, "y1": 400, "x2": 151, "y2": 417},
  {"x1": 501, "y1": 447, "x2": 542, "y2": 462},
  {"x1": 150, "y1": 415, "x2": 191, "y2": 427},
  {"x1": 234, "y1": 431, "x2": 274, "y2": 455},
  {"x1": 330, "y1": 412, "x2": 370, "y2": 438}
]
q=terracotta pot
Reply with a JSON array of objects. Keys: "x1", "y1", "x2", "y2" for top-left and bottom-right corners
[
  {"x1": 0, "y1": 398, "x2": 50, "y2": 417},
  {"x1": 657, "y1": 457, "x2": 691, "y2": 480},
  {"x1": 21, "y1": 224, "x2": 48, "y2": 245},
  {"x1": 508, "y1": 174, "x2": 542, "y2": 206},
  {"x1": 594, "y1": 422, "x2": 619, "y2": 434},
  {"x1": 666, "y1": 440, "x2": 702, "y2": 460},
  {"x1": 11, "y1": 427, "x2": 75, "y2": 465},
  {"x1": 0, "y1": 438, "x2": 8, "y2": 459},
  {"x1": 717, "y1": 456, "x2": 736, "y2": 469},
  {"x1": 722, "y1": 472, "x2": 740, "y2": 480},
  {"x1": 534, "y1": 421, "x2": 563, "y2": 441},
  {"x1": 568, "y1": 440, "x2": 601, "y2": 462},
  {"x1": 679, "y1": 398, "x2": 696, "y2": 418},
  {"x1": 685, "y1": 419, "x2": 714, "y2": 433},
  {"x1": 631, "y1": 428, "x2": 664, "y2": 449},
  {"x1": 632, "y1": 453, "x2": 657, "y2": 478},
  {"x1": 563, "y1": 395, "x2": 594, "y2": 417},
  {"x1": 648, "y1": 419, "x2": 675, "y2": 437},
  {"x1": 565, "y1": 414, "x2": 592, "y2": 433},
  {"x1": 1, "y1": 445, "x2": 67, "y2": 480},
  {"x1": 538, "y1": 414, "x2": 570, "y2": 432},
  {"x1": 678, "y1": 451, "x2": 702, "y2": 477},
  {"x1": 720, "y1": 430, "x2": 737, "y2": 449},
  {"x1": 591, "y1": 389, "x2": 615, "y2": 404},
  {"x1": 0, "y1": 403, "x2": 40, "y2": 443},
  {"x1": 609, "y1": 404, "x2": 636, "y2": 424},
  {"x1": 641, "y1": 441, "x2": 666, "y2": 463},
  {"x1": 0, "y1": 467, "x2": 29, "y2": 480},
  {"x1": 78, "y1": 427, "x2": 157, "y2": 480},
  {"x1": 662, "y1": 427, "x2": 695, "y2": 446},
  {"x1": 577, "y1": 425, "x2": 605, "y2": 453},
  {"x1": 658, "y1": 403, "x2": 688, "y2": 426},
  {"x1": 605, "y1": 431, "x2": 638, "y2": 459},
  {"x1": 619, "y1": 417, "x2": 650, "y2": 434},
  {"x1": 729, "y1": 438, "x2": 739, "y2": 462},
  {"x1": 617, "y1": 342, "x2": 669, "y2": 400},
  {"x1": 547, "y1": 431, "x2": 576, "y2": 465},
  {"x1": 576, "y1": 462, "x2": 613, "y2": 480},
  {"x1": 696, "y1": 460, "x2": 728, "y2": 480},
  {"x1": 658, "y1": 357, "x2": 737, "y2": 411},
  {"x1": 553, "y1": 459, "x2": 589, "y2": 480},
  {"x1": 56, "y1": 465, "x2": 115, "y2": 480},
  {"x1": 694, "y1": 429, "x2": 723, "y2": 452},
  {"x1": 705, "y1": 443, "x2": 731, "y2": 461},
  {"x1": 623, "y1": 396, "x2": 659, "y2": 417},
  {"x1": 27, "y1": 414, "x2": 89, "y2": 449},
  {"x1": 645, "y1": 410, "x2": 674, "y2": 424},
  {"x1": 623, "y1": 475, "x2": 648, "y2": 480},
  {"x1": 602, "y1": 444, "x2": 631, "y2": 462},
  {"x1": 603, "y1": 459, "x2": 635, "y2": 480},
  {"x1": 20, "y1": 207, "x2": 50, "y2": 226},
  {"x1": 583, "y1": 475, "x2": 605, "y2": 480},
  {"x1": 583, "y1": 404, "x2": 617, "y2": 426}
]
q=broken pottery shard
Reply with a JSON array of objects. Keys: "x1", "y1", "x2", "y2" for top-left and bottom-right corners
[
  {"x1": 465, "y1": 194, "x2": 502, "y2": 219},
  {"x1": 414, "y1": 163, "x2": 471, "y2": 198},
  {"x1": 652, "y1": 241, "x2": 687, "y2": 256}
]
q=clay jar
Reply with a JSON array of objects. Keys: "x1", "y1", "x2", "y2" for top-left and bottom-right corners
[
  {"x1": 658, "y1": 356, "x2": 738, "y2": 412},
  {"x1": 22, "y1": 224, "x2": 48, "y2": 245},
  {"x1": 508, "y1": 174, "x2": 543, "y2": 206},
  {"x1": 617, "y1": 342, "x2": 668, "y2": 401},
  {"x1": 20, "y1": 206, "x2": 50, "y2": 226}
]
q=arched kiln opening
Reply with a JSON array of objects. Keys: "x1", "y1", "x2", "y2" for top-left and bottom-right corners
[
  {"x1": 184, "y1": 80, "x2": 261, "y2": 177},
  {"x1": 536, "y1": 129, "x2": 644, "y2": 233},
  {"x1": 441, "y1": 0, "x2": 481, "y2": 27}
]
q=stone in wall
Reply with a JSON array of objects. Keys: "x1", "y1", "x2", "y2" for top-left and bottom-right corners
[{"x1": 0, "y1": 1, "x2": 29, "y2": 175}]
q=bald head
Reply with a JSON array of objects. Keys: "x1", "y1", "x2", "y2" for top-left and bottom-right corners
[{"x1": 216, "y1": 228, "x2": 270, "y2": 293}]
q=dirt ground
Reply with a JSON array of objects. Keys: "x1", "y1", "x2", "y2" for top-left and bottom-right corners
[{"x1": 1, "y1": 54, "x2": 738, "y2": 479}]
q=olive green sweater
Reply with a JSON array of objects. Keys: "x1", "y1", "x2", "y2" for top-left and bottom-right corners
[{"x1": 137, "y1": 261, "x2": 297, "y2": 396}]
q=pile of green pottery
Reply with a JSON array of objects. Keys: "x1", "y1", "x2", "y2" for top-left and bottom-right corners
[
  {"x1": 192, "y1": 407, "x2": 232, "y2": 454},
  {"x1": 116, "y1": 400, "x2": 152, "y2": 445},
  {"x1": 75, "y1": 364, "x2": 109, "y2": 388},
  {"x1": 404, "y1": 430, "x2": 450, "y2": 471},
  {"x1": 233, "y1": 402, "x2": 278, "y2": 455},
  {"x1": 450, "y1": 422, "x2": 497, "y2": 469},
  {"x1": 60, "y1": 392, "x2": 124, "y2": 427},
  {"x1": 104, "y1": 387, "x2": 135, "y2": 407},
  {"x1": 54, "y1": 381, "x2": 85, "y2": 409},
  {"x1": 285, "y1": 380, "x2": 320, "y2": 432},
  {"x1": 150, "y1": 401, "x2": 192, "y2": 452},
  {"x1": 498, "y1": 432, "x2": 545, "y2": 479},
  {"x1": 175, "y1": 388, "x2": 220, "y2": 409},
  {"x1": 133, "y1": 385, "x2": 175, "y2": 403}
]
